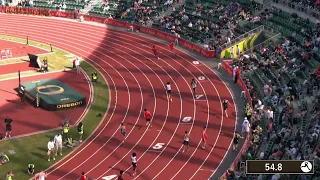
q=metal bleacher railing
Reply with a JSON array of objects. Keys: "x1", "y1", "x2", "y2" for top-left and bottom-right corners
[
  {"x1": 220, "y1": 25, "x2": 265, "y2": 50},
  {"x1": 243, "y1": 32, "x2": 282, "y2": 54}
]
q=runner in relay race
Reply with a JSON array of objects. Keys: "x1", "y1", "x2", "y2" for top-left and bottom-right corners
[
  {"x1": 80, "y1": 172, "x2": 88, "y2": 180},
  {"x1": 182, "y1": 130, "x2": 190, "y2": 153},
  {"x1": 152, "y1": 45, "x2": 160, "y2": 59},
  {"x1": 222, "y1": 99, "x2": 233, "y2": 118},
  {"x1": 233, "y1": 131, "x2": 243, "y2": 151},
  {"x1": 191, "y1": 79, "x2": 197, "y2": 97},
  {"x1": 166, "y1": 82, "x2": 172, "y2": 102},
  {"x1": 144, "y1": 109, "x2": 152, "y2": 127},
  {"x1": 131, "y1": 152, "x2": 137, "y2": 176},
  {"x1": 169, "y1": 42, "x2": 175, "y2": 55},
  {"x1": 120, "y1": 123, "x2": 126, "y2": 142},
  {"x1": 202, "y1": 126, "x2": 207, "y2": 150},
  {"x1": 118, "y1": 170, "x2": 124, "y2": 180}
]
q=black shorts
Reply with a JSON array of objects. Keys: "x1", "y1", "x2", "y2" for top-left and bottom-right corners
[
  {"x1": 223, "y1": 105, "x2": 228, "y2": 111},
  {"x1": 132, "y1": 162, "x2": 137, "y2": 168},
  {"x1": 167, "y1": 90, "x2": 172, "y2": 94},
  {"x1": 146, "y1": 118, "x2": 151, "y2": 122},
  {"x1": 28, "y1": 168, "x2": 34, "y2": 173},
  {"x1": 6, "y1": 125, "x2": 12, "y2": 131},
  {"x1": 233, "y1": 140, "x2": 238, "y2": 145},
  {"x1": 183, "y1": 140, "x2": 189, "y2": 145},
  {"x1": 121, "y1": 130, "x2": 126, "y2": 136}
]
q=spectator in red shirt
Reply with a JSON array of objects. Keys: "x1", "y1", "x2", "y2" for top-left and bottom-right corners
[
  {"x1": 275, "y1": 44, "x2": 282, "y2": 55},
  {"x1": 73, "y1": 8, "x2": 78, "y2": 19}
]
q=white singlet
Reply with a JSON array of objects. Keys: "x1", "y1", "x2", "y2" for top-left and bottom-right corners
[
  {"x1": 184, "y1": 134, "x2": 189, "y2": 141},
  {"x1": 131, "y1": 156, "x2": 137, "y2": 163},
  {"x1": 166, "y1": 84, "x2": 171, "y2": 91},
  {"x1": 192, "y1": 81, "x2": 197, "y2": 88}
]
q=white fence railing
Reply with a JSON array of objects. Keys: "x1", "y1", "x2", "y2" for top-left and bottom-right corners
[{"x1": 243, "y1": 32, "x2": 282, "y2": 54}]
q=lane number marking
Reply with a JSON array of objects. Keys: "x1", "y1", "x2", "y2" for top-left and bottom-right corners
[
  {"x1": 192, "y1": 61, "x2": 200, "y2": 65},
  {"x1": 195, "y1": 95, "x2": 204, "y2": 100},
  {"x1": 102, "y1": 174, "x2": 117, "y2": 180},
  {"x1": 198, "y1": 76, "x2": 206, "y2": 81},
  {"x1": 181, "y1": 116, "x2": 192, "y2": 122},
  {"x1": 152, "y1": 143, "x2": 165, "y2": 150}
]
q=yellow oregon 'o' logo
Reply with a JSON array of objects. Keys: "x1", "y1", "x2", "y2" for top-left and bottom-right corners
[{"x1": 38, "y1": 85, "x2": 64, "y2": 95}]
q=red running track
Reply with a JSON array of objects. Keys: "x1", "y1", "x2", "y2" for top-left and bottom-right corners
[
  {"x1": 0, "y1": 62, "x2": 38, "y2": 75},
  {"x1": 0, "y1": 39, "x2": 48, "y2": 57},
  {"x1": 0, "y1": 14, "x2": 236, "y2": 180}
]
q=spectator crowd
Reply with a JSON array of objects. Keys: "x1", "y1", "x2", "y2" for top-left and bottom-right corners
[{"x1": 223, "y1": 5, "x2": 320, "y2": 179}]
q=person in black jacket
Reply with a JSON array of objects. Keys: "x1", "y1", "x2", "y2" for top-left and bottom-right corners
[{"x1": 4, "y1": 117, "x2": 13, "y2": 139}]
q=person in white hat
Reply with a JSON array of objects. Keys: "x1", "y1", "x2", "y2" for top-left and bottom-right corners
[{"x1": 241, "y1": 117, "x2": 250, "y2": 136}]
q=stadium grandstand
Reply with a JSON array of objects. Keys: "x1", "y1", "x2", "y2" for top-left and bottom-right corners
[{"x1": 0, "y1": 0, "x2": 320, "y2": 179}]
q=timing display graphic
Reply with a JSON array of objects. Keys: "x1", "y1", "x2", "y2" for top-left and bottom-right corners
[{"x1": 246, "y1": 160, "x2": 314, "y2": 174}]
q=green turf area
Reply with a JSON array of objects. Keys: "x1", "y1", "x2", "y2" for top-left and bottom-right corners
[
  {"x1": 0, "y1": 62, "x2": 109, "y2": 178},
  {"x1": 0, "y1": 35, "x2": 79, "y2": 80}
]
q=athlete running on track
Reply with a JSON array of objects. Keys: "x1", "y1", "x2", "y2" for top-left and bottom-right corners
[
  {"x1": 166, "y1": 82, "x2": 172, "y2": 102},
  {"x1": 144, "y1": 109, "x2": 152, "y2": 127},
  {"x1": 169, "y1": 42, "x2": 175, "y2": 55},
  {"x1": 80, "y1": 172, "x2": 88, "y2": 180},
  {"x1": 222, "y1": 99, "x2": 233, "y2": 117},
  {"x1": 202, "y1": 127, "x2": 207, "y2": 149},
  {"x1": 131, "y1": 152, "x2": 137, "y2": 176},
  {"x1": 182, "y1": 130, "x2": 190, "y2": 153},
  {"x1": 233, "y1": 131, "x2": 243, "y2": 151},
  {"x1": 191, "y1": 79, "x2": 197, "y2": 97},
  {"x1": 118, "y1": 170, "x2": 124, "y2": 180},
  {"x1": 120, "y1": 123, "x2": 126, "y2": 142},
  {"x1": 152, "y1": 45, "x2": 160, "y2": 59}
]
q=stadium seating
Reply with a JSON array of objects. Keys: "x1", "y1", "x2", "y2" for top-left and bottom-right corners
[
  {"x1": 32, "y1": 0, "x2": 86, "y2": 11},
  {"x1": 224, "y1": 4, "x2": 320, "y2": 179}
]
